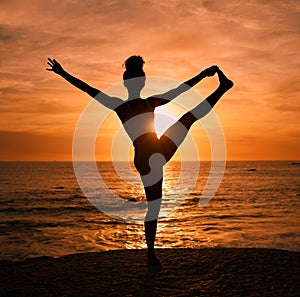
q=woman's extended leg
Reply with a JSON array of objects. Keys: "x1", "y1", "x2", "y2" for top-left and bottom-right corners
[
  {"x1": 181, "y1": 69, "x2": 234, "y2": 128},
  {"x1": 161, "y1": 69, "x2": 233, "y2": 161}
]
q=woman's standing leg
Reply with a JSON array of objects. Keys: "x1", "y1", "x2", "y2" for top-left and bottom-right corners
[
  {"x1": 135, "y1": 151, "x2": 164, "y2": 265},
  {"x1": 144, "y1": 176, "x2": 163, "y2": 265}
]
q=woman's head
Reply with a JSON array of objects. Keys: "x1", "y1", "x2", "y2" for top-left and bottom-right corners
[
  {"x1": 123, "y1": 55, "x2": 146, "y2": 92},
  {"x1": 123, "y1": 55, "x2": 145, "y2": 80}
]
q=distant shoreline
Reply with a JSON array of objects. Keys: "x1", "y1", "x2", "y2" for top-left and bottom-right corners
[
  {"x1": 1, "y1": 160, "x2": 300, "y2": 163},
  {"x1": 1, "y1": 248, "x2": 299, "y2": 296}
]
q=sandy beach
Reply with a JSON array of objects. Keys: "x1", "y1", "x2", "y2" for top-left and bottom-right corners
[{"x1": 1, "y1": 248, "x2": 299, "y2": 297}]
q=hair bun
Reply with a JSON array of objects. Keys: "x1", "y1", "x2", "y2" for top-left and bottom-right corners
[{"x1": 124, "y1": 55, "x2": 145, "y2": 72}]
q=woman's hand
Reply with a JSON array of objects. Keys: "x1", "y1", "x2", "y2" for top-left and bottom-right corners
[
  {"x1": 46, "y1": 58, "x2": 64, "y2": 74},
  {"x1": 202, "y1": 65, "x2": 219, "y2": 77}
]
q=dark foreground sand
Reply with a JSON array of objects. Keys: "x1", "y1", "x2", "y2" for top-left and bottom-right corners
[{"x1": 1, "y1": 248, "x2": 299, "y2": 297}]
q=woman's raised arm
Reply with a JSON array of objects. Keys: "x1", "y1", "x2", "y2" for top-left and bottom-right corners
[
  {"x1": 146, "y1": 65, "x2": 219, "y2": 108},
  {"x1": 46, "y1": 58, "x2": 123, "y2": 110}
]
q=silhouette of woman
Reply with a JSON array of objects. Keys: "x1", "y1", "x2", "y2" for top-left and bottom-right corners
[{"x1": 46, "y1": 56, "x2": 233, "y2": 265}]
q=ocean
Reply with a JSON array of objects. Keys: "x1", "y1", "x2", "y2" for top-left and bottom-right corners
[{"x1": 0, "y1": 161, "x2": 299, "y2": 261}]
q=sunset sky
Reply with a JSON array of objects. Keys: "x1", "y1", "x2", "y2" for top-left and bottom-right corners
[{"x1": 0, "y1": 0, "x2": 299, "y2": 161}]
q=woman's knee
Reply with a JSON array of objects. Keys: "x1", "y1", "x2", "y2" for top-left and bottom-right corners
[
  {"x1": 179, "y1": 112, "x2": 197, "y2": 130},
  {"x1": 144, "y1": 179, "x2": 162, "y2": 201},
  {"x1": 145, "y1": 197, "x2": 162, "y2": 221}
]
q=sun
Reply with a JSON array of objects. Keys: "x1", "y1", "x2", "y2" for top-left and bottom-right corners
[{"x1": 154, "y1": 106, "x2": 177, "y2": 139}]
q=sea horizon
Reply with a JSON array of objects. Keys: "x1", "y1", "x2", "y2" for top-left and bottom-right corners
[{"x1": 1, "y1": 159, "x2": 299, "y2": 162}]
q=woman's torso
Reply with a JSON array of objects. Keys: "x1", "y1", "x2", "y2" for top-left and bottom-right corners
[
  {"x1": 114, "y1": 98, "x2": 157, "y2": 146},
  {"x1": 114, "y1": 98, "x2": 177, "y2": 173}
]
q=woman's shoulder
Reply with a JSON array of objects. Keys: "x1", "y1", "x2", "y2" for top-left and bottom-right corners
[{"x1": 116, "y1": 98, "x2": 154, "y2": 112}]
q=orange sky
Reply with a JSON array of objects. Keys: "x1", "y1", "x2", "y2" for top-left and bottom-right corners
[{"x1": 0, "y1": 0, "x2": 299, "y2": 161}]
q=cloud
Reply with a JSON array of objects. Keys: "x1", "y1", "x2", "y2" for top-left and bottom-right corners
[{"x1": 0, "y1": 0, "x2": 299, "y2": 160}]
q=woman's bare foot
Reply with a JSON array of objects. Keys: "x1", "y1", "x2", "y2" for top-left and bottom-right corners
[
  {"x1": 147, "y1": 251, "x2": 161, "y2": 266},
  {"x1": 217, "y1": 69, "x2": 234, "y2": 91}
]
